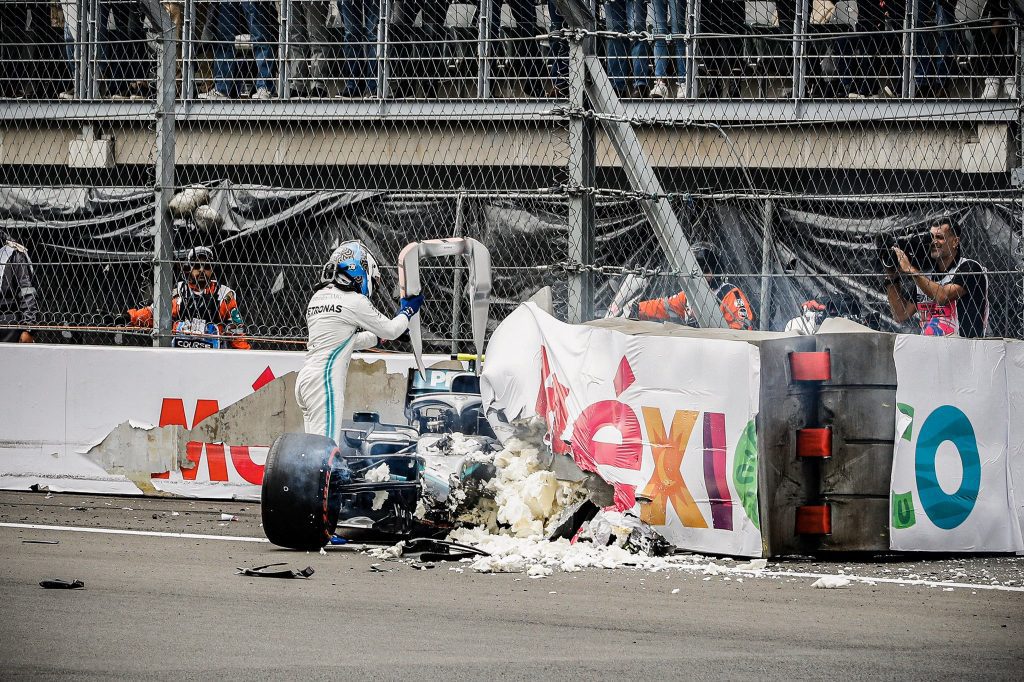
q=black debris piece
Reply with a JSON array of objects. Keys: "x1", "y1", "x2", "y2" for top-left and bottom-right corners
[
  {"x1": 547, "y1": 500, "x2": 600, "y2": 541},
  {"x1": 40, "y1": 579, "x2": 84, "y2": 589},
  {"x1": 404, "y1": 538, "x2": 490, "y2": 562},
  {"x1": 235, "y1": 563, "x2": 314, "y2": 579}
]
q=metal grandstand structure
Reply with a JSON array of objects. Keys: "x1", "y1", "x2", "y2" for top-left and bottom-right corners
[{"x1": 1, "y1": 0, "x2": 1021, "y2": 348}]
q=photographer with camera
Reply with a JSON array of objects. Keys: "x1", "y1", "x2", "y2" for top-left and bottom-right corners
[{"x1": 882, "y1": 218, "x2": 989, "y2": 338}]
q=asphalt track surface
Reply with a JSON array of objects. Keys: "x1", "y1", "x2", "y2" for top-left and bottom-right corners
[{"x1": 1, "y1": 491, "x2": 1022, "y2": 680}]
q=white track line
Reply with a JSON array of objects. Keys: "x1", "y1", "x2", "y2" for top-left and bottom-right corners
[
  {"x1": 757, "y1": 569, "x2": 1024, "y2": 593},
  {"x1": 4, "y1": 522, "x2": 1022, "y2": 592},
  {"x1": 0, "y1": 522, "x2": 269, "y2": 543}
]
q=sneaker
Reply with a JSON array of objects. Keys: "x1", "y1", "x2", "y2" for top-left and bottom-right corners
[
  {"x1": 252, "y1": 87, "x2": 272, "y2": 100},
  {"x1": 981, "y1": 77, "x2": 1000, "y2": 99},
  {"x1": 846, "y1": 92, "x2": 867, "y2": 99},
  {"x1": 58, "y1": 90, "x2": 75, "y2": 101},
  {"x1": 1004, "y1": 77, "x2": 1017, "y2": 99},
  {"x1": 650, "y1": 79, "x2": 668, "y2": 99},
  {"x1": 879, "y1": 85, "x2": 896, "y2": 98},
  {"x1": 198, "y1": 89, "x2": 229, "y2": 101},
  {"x1": 675, "y1": 82, "x2": 687, "y2": 99}
]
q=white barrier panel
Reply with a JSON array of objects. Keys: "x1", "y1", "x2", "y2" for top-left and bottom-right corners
[
  {"x1": 482, "y1": 304, "x2": 763, "y2": 557},
  {"x1": 0, "y1": 344, "x2": 424, "y2": 499},
  {"x1": 1007, "y1": 341, "x2": 1024, "y2": 553},
  {"x1": 889, "y1": 336, "x2": 1019, "y2": 552}
]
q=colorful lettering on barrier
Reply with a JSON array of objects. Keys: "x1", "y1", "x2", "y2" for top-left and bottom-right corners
[
  {"x1": 891, "y1": 404, "x2": 981, "y2": 530},
  {"x1": 703, "y1": 412, "x2": 732, "y2": 530},
  {"x1": 732, "y1": 420, "x2": 759, "y2": 530},
  {"x1": 567, "y1": 356, "x2": 643, "y2": 509},
  {"x1": 897, "y1": 403, "x2": 915, "y2": 441},
  {"x1": 535, "y1": 345, "x2": 757, "y2": 530},
  {"x1": 639, "y1": 407, "x2": 707, "y2": 528},
  {"x1": 151, "y1": 368, "x2": 274, "y2": 485},
  {"x1": 915, "y1": 405, "x2": 981, "y2": 530},
  {"x1": 570, "y1": 399, "x2": 643, "y2": 509},
  {"x1": 152, "y1": 397, "x2": 223, "y2": 481},
  {"x1": 891, "y1": 491, "x2": 916, "y2": 529},
  {"x1": 536, "y1": 346, "x2": 572, "y2": 456}
]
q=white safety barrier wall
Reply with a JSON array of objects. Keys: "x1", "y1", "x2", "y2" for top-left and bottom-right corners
[
  {"x1": 483, "y1": 305, "x2": 1024, "y2": 557},
  {"x1": 0, "y1": 344, "x2": 427, "y2": 500},
  {"x1": 890, "y1": 336, "x2": 1024, "y2": 553},
  {"x1": 482, "y1": 303, "x2": 764, "y2": 557}
]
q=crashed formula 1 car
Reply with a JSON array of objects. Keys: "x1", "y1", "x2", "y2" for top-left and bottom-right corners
[
  {"x1": 262, "y1": 237, "x2": 497, "y2": 550},
  {"x1": 261, "y1": 364, "x2": 499, "y2": 550}
]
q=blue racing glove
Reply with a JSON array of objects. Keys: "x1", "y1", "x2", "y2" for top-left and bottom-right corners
[{"x1": 398, "y1": 294, "x2": 424, "y2": 319}]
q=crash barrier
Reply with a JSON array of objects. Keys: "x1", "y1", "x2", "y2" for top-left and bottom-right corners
[
  {"x1": 760, "y1": 333, "x2": 900, "y2": 554},
  {"x1": 763, "y1": 333, "x2": 1024, "y2": 554},
  {"x1": 481, "y1": 303, "x2": 1024, "y2": 556},
  {"x1": 4, "y1": 321, "x2": 1022, "y2": 555},
  {"x1": 0, "y1": 343, "x2": 445, "y2": 499}
]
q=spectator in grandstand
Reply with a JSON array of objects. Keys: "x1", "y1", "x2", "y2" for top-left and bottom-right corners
[
  {"x1": 546, "y1": 0, "x2": 568, "y2": 97},
  {"x1": 834, "y1": 0, "x2": 906, "y2": 98},
  {"x1": 389, "y1": 0, "x2": 446, "y2": 97},
  {"x1": 161, "y1": 1, "x2": 216, "y2": 96},
  {"x1": 605, "y1": 0, "x2": 649, "y2": 97},
  {"x1": 0, "y1": 2, "x2": 52, "y2": 99},
  {"x1": 286, "y1": 0, "x2": 330, "y2": 98},
  {"x1": 337, "y1": 0, "x2": 380, "y2": 97},
  {"x1": 914, "y1": 0, "x2": 956, "y2": 96},
  {"x1": 486, "y1": 0, "x2": 546, "y2": 97},
  {"x1": 123, "y1": 246, "x2": 251, "y2": 349},
  {"x1": 976, "y1": 0, "x2": 1017, "y2": 99},
  {"x1": 884, "y1": 218, "x2": 989, "y2": 338},
  {"x1": 55, "y1": 1, "x2": 78, "y2": 99},
  {"x1": 199, "y1": 0, "x2": 277, "y2": 100},
  {"x1": 698, "y1": 0, "x2": 745, "y2": 98},
  {"x1": 606, "y1": 243, "x2": 756, "y2": 330},
  {"x1": 101, "y1": 0, "x2": 152, "y2": 100},
  {"x1": 297, "y1": 241, "x2": 422, "y2": 445},
  {"x1": 648, "y1": 0, "x2": 686, "y2": 99},
  {"x1": 0, "y1": 228, "x2": 38, "y2": 343}
]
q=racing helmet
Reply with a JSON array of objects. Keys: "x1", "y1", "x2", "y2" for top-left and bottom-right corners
[{"x1": 322, "y1": 240, "x2": 381, "y2": 296}]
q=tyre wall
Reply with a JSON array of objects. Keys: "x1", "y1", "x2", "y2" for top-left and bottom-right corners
[{"x1": 759, "y1": 332, "x2": 898, "y2": 556}]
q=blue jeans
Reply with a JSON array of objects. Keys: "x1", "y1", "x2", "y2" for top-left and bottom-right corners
[
  {"x1": 547, "y1": 0, "x2": 568, "y2": 90},
  {"x1": 340, "y1": 0, "x2": 378, "y2": 95},
  {"x1": 605, "y1": 0, "x2": 649, "y2": 92},
  {"x1": 915, "y1": 0, "x2": 955, "y2": 84},
  {"x1": 212, "y1": 1, "x2": 276, "y2": 95},
  {"x1": 651, "y1": 0, "x2": 685, "y2": 82}
]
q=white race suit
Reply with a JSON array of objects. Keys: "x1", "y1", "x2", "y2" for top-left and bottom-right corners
[{"x1": 295, "y1": 285, "x2": 410, "y2": 445}]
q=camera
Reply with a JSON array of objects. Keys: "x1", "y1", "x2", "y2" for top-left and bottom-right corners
[{"x1": 874, "y1": 233, "x2": 898, "y2": 269}]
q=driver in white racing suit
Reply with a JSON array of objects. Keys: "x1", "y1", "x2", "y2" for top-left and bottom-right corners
[{"x1": 296, "y1": 241, "x2": 424, "y2": 445}]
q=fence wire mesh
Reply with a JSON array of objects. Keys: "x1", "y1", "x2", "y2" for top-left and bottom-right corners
[{"x1": 1, "y1": 0, "x2": 1022, "y2": 351}]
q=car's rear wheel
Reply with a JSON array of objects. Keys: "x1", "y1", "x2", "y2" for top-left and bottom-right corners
[{"x1": 261, "y1": 432, "x2": 344, "y2": 550}]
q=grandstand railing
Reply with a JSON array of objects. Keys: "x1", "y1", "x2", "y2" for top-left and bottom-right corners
[{"x1": 1, "y1": 0, "x2": 1019, "y2": 105}]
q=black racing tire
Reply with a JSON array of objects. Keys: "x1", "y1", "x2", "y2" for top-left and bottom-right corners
[{"x1": 261, "y1": 432, "x2": 343, "y2": 550}]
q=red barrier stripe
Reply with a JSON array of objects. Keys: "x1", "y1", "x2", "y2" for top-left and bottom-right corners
[
  {"x1": 796, "y1": 428, "x2": 832, "y2": 458},
  {"x1": 789, "y1": 351, "x2": 832, "y2": 382},
  {"x1": 702, "y1": 412, "x2": 733, "y2": 531},
  {"x1": 795, "y1": 505, "x2": 832, "y2": 535}
]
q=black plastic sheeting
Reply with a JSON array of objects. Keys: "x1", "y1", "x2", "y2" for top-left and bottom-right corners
[{"x1": 2, "y1": 182, "x2": 1021, "y2": 344}]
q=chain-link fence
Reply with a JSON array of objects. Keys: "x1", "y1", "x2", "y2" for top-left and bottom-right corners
[{"x1": 2, "y1": 0, "x2": 1021, "y2": 351}]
